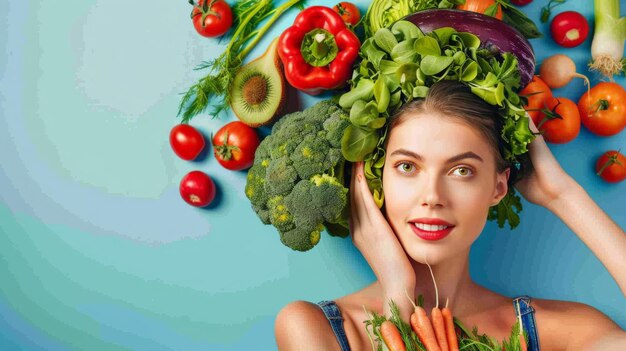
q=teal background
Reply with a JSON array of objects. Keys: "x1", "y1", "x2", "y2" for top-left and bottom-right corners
[{"x1": 1, "y1": 0, "x2": 625, "y2": 350}]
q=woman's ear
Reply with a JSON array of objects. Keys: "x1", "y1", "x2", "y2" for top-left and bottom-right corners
[{"x1": 491, "y1": 168, "x2": 510, "y2": 206}]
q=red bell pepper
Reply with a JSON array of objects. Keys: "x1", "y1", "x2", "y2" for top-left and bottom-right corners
[{"x1": 278, "y1": 6, "x2": 360, "y2": 95}]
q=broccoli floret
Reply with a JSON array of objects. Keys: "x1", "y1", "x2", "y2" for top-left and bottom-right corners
[
  {"x1": 245, "y1": 165, "x2": 267, "y2": 207},
  {"x1": 267, "y1": 195, "x2": 295, "y2": 233},
  {"x1": 244, "y1": 100, "x2": 352, "y2": 251},
  {"x1": 284, "y1": 174, "x2": 348, "y2": 230},
  {"x1": 323, "y1": 109, "x2": 351, "y2": 148},
  {"x1": 290, "y1": 134, "x2": 333, "y2": 180},
  {"x1": 265, "y1": 156, "x2": 298, "y2": 196},
  {"x1": 252, "y1": 139, "x2": 272, "y2": 167},
  {"x1": 284, "y1": 180, "x2": 325, "y2": 231},
  {"x1": 310, "y1": 174, "x2": 349, "y2": 223},
  {"x1": 279, "y1": 224, "x2": 325, "y2": 252}
]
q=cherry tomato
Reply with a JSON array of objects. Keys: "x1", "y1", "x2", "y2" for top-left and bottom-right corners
[
  {"x1": 534, "y1": 97, "x2": 580, "y2": 144},
  {"x1": 191, "y1": 0, "x2": 233, "y2": 38},
  {"x1": 212, "y1": 121, "x2": 260, "y2": 171},
  {"x1": 332, "y1": 2, "x2": 361, "y2": 27},
  {"x1": 550, "y1": 11, "x2": 589, "y2": 48},
  {"x1": 456, "y1": 0, "x2": 503, "y2": 20},
  {"x1": 170, "y1": 124, "x2": 206, "y2": 161},
  {"x1": 519, "y1": 75, "x2": 553, "y2": 122},
  {"x1": 578, "y1": 82, "x2": 626, "y2": 137},
  {"x1": 180, "y1": 171, "x2": 216, "y2": 207},
  {"x1": 595, "y1": 150, "x2": 626, "y2": 183},
  {"x1": 510, "y1": 0, "x2": 533, "y2": 6}
]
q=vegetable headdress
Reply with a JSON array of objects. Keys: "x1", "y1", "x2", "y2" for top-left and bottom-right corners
[{"x1": 339, "y1": 9, "x2": 537, "y2": 229}]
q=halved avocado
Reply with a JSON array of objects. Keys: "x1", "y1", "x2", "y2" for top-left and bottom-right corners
[{"x1": 230, "y1": 38, "x2": 285, "y2": 127}]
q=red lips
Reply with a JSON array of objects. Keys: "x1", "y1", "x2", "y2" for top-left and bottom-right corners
[{"x1": 409, "y1": 218, "x2": 455, "y2": 241}]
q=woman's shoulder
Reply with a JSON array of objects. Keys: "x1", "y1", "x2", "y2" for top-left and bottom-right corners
[
  {"x1": 530, "y1": 297, "x2": 623, "y2": 350},
  {"x1": 274, "y1": 300, "x2": 342, "y2": 351},
  {"x1": 275, "y1": 285, "x2": 380, "y2": 351}
]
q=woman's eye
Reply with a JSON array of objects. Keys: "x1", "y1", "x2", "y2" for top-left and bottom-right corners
[
  {"x1": 452, "y1": 166, "x2": 474, "y2": 177},
  {"x1": 396, "y1": 162, "x2": 415, "y2": 173}
]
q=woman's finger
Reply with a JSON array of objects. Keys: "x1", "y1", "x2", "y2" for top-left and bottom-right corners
[
  {"x1": 525, "y1": 112, "x2": 561, "y2": 171},
  {"x1": 354, "y1": 160, "x2": 384, "y2": 215},
  {"x1": 349, "y1": 162, "x2": 360, "y2": 235}
]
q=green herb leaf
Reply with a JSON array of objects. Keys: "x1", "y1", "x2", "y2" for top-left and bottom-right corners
[
  {"x1": 432, "y1": 27, "x2": 455, "y2": 45},
  {"x1": 374, "y1": 28, "x2": 399, "y2": 55},
  {"x1": 457, "y1": 32, "x2": 481, "y2": 49},
  {"x1": 461, "y1": 60, "x2": 478, "y2": 81},
  {"x1": 415, "y1": 36, "x2": 441, "y2": 56},
  {"x1": 413, "y1": 85, "x2": 430, "y2": 98},
  {"x1": 341, "y1": 125, "x2": 379, "y2": 162},
  {"x1": 350, "y1": 100, "x2": 383, "y2": 128},
  {"x1": 420, "y1": 55, "x2": 454, "y2": 75},
  {"x1": 391, "y1": 39, "x2": 418, "y2": 65},
  {"x1": 339, "y1": 79, "x2": 374, "y2": 109},
  {"x1": 391, "y1": 20, "x2": 423, "y2": 41},
  {"x1": 361, "y1": 38, "x2": 387, "y2": 69},
  {"x1": 374, "y1": 77, "x2": 391, "y2": 112},
  {"x1": 488, "y1": 189, "x2": 523, "y2": 229}
]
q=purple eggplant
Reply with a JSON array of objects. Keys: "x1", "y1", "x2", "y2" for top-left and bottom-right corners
[{"x1": 403, "y1": 9, "x2": 535, "y2": 88}]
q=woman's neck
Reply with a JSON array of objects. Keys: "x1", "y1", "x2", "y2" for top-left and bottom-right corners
[{"x1": 409, "y1": 251, "x2": 485, "y2": 316}]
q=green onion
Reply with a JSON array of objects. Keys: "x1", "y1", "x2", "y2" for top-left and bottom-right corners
[{"x1": 590, "y1": 0, "x2": 626, "y2": 78}]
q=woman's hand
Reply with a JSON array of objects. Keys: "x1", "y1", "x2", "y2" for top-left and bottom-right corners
[
  {"x1": 514, "y1": 114, "x2": 578, "y2": 209},
  {"x1": 350, "y1": 161, "x2": 416, "y2": 296}
]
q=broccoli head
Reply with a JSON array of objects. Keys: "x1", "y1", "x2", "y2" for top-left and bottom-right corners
[{"x1": 245, "y1": 100, "x2": 351, "y2": 251}]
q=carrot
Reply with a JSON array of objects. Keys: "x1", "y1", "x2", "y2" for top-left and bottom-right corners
[
  {"x1": 380, "y1": 320, "x2": 407, "y2": 351},
  {"x1": 410, "y1": 307, "x2": 442, "y2": 351},
  {"x1": 441, "y1": 300, "x2": 459, "y2": 351},
  {"x1": 431, "y1": 307, "x2": 449, "y2": 351}
]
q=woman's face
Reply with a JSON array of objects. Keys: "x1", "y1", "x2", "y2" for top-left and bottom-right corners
[{"x1": 382, "y1": 112, "x2": 509, "y2": 265}]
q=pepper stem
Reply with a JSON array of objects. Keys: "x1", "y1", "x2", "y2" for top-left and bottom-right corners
[{"x1": 301, "y1": 28, "x2": 339, "y2": 67}]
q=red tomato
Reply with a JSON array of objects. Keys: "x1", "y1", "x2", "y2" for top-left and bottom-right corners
[
  {"x1": 595, "y1": 150, "x2": 626, "y2": 183},
  {"x1": 550, "y1": 11, "x2": 589, "y2": 48},
  {"x1": 578, "y1": 82, "x2": 626, "y2": 136},
  {"x1": 457, "y1": 0, "x2": 503, "y2": 20},
  {"x1": 212, "y1": 121, "x2": 260, "y2": 171},
  {"x1": 191, "y1": 0, "x2": 233, "y2": 38},
  {"x1": 519, "y1": 76, "x2": 553, "y2": 122},
  {"x1": 169, "y1": 124, "x2": 206, "y2": 161},
  {"x1": 180, "y1": 171, "x2": 216, "y2": 207},
  {"x1": 332, "y1": 2, "x2": 361, "y2": 26},
  {"x1": 510, "y1": 0, "x2": 532, "y2": 6},
  {"x1": 534, "y1": 97, "x2": 580, "y2": 144}
]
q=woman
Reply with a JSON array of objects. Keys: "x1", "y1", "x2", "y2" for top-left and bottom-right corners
[{"x1": 275, "y1": 81, "x2": 626, "y2": 350}]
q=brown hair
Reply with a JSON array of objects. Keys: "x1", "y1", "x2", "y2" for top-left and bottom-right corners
[{"x1": 387, "y1": 80, "x2": 530, "y2": 187}]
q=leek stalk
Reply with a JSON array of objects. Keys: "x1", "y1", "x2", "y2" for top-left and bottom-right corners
[{"x1": 590, "y1": 0, "x2": 626, "y2": 78}]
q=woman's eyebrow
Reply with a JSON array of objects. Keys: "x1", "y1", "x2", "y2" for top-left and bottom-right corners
[{"x1": 389, "y1": 149, "x2": 484, "y2": 163}]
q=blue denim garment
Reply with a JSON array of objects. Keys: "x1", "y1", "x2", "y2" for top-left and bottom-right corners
[
  {"x1": 514, "y1": 295, "x2": 541, "y2": 350},
  {"x1": 318, "y1": 297, "x2": 540, "y2": 351},
  {"x1": 317, "y1": 300, "x2": 351, "y2": 351}
]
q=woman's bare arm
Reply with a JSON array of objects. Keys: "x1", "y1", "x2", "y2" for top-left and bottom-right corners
[
  {"x1": 514, "y1": 115, "x2": 626, "y2": 298},
  {"x1": 547, "y1": 184, "x2": 626, "y2": 298}
]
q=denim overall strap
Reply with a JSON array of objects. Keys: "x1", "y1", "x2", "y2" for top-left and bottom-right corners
[
  {"x1": 513, "y1": 296, "x2": 540, "y2": 351},
  {"x1": 317, "y1": 300, "x2": 351, "y2": 351}
]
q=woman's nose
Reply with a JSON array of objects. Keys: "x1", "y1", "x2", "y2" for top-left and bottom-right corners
[{"x1": 420, "y1": 174, "x2": 446, "y2": 208}]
